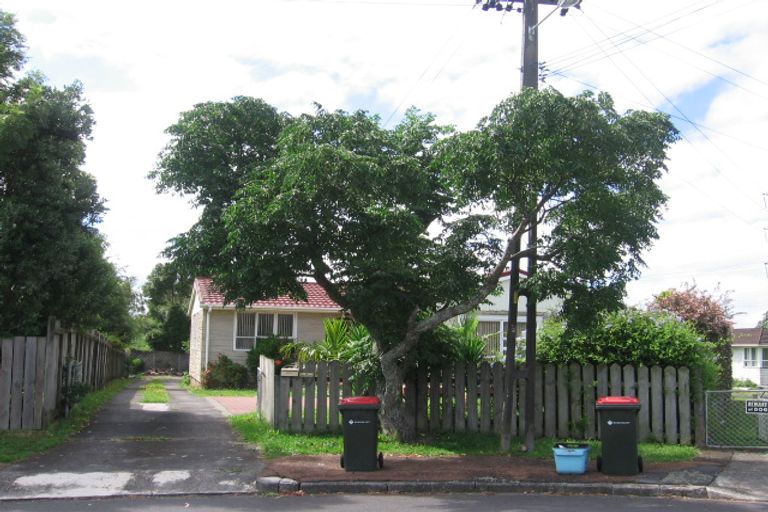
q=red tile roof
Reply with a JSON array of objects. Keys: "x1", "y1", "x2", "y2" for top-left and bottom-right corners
[
  {"x1": 194, "y1": 277, "x2": 341, "y2": 311},
  {"x1": 732, "y1": 328, "x2": 768, "y2": 346}
]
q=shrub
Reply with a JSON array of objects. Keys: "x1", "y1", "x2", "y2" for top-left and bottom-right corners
[
  {"x1": 448, "y1": 313, "x2": 488, "y2": 364},
  {"x1": 733, "y1": 378, "x2": 759, "y2": 389},
  {"x1": 649, "y1": 285, "x2": 734, "y2": 388},
  {"x1": 246, "y1": 337, "x2": 288, "y2": 377},
  {"x1": 181, "y1": 372, "x2": 191, "y2": 387},
  {"x1": 202, "y1": 354, "x2": 249, "y2": 389},
  {"x1": 537, "y1": 309, "x2": 720, "y2": 388}
]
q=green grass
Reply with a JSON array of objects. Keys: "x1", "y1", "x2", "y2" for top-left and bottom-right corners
[
  {"x1": 229, "y1": 413, "x2": 699, "y2": 463},
  {"x1": 141, "y1": 379, "x2": 169, "y2": 403},
  {"x1": 0, "y1": 378, "x2": 132, "y2": 464},
  {"x1": 181, "y1": 380, "x2": 256, "y2": 397}
]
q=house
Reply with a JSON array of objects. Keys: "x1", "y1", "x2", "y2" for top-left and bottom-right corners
[
  {"x1": 187, "y1": 277, "x2": 343, "y2": 384},
  {"x1": 731, "y1": 327, "x2": 768, "y2": 387},
  {"x1": 474, "y1": 271, "x2": 561, "y2": 356}
]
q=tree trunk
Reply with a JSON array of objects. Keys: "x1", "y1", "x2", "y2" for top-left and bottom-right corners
[{"x1": 378, "y1": 350, "x2": 416, "y2": 442}]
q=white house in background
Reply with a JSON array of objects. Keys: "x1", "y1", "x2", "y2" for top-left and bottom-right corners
[
  {"x1": 187, "y1": 277, "x2": 343, "y2": 385},
  {"x1": 475, "y1": 272, "x2": 562, "y2": 356},
  {"x1": 731, "y1": 328, "x2": 768, "y2": 387}
]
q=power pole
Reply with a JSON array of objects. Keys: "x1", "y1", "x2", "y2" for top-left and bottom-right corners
[{"x1": 479, "y1": 0, "x2": 579, "y2": 453}]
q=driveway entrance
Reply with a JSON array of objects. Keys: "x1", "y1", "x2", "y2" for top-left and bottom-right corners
[{"x1": 0, "y1": 378, "x2": 262, "y2": 499}]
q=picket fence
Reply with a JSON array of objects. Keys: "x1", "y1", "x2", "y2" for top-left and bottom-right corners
[
  {"x1": 257, "y1": 356, "x2": 704, "y2": 445},
  {"x1": 0, "y1": 322, "x2": 127, "y2": 430}
]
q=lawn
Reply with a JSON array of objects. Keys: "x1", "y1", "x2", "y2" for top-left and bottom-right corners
[
  {"x1": 0, "y1": 378, "x2": 132, "y2": 464},
  {"x1": 141, "y1": 379, "x2": 169, "y2": 403},
  {"x1": 181, "y1": 379, "x2": 256, "y2": 397},
  {"x1": 229, "y1": 413, "x2": 698, "y2": 463}
]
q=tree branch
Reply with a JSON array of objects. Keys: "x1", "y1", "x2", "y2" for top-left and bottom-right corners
[
  {"x1": 311, "y1": 257, "x2": 347, "y2": 309},
  {"x1": 413, "y1": 218, "x2": 530, "y2": 334}
]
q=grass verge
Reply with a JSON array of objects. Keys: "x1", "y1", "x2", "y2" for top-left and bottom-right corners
[
  {"x1": 141, "y1": 379, "x2": 169, "y2": 403},
  {"x1": 181, "y1": 380, "x2": 256, "y2": 397},
  {"x1": 0, "y1": 378, "x2": 132, "y2": 464},
  {"x1": 229, "y1": 413, "x2": 698, "y2": 463}
]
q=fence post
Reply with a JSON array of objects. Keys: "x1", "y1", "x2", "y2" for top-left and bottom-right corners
[
  {"x1": 692, "y1": 366, "x2": 706, "y2": 448},
  {"x1": 0, "y1": 338, "x2": 13, "y2": 430}
]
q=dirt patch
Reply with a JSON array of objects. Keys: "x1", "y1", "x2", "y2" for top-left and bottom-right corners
[{"x1": 263, "y1": 454, "x2": 726, "y2": 484}]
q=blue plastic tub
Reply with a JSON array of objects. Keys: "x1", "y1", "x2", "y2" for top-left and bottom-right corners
[{"x1": 553, "y1": 443, "x2": 590, "y2": 474}]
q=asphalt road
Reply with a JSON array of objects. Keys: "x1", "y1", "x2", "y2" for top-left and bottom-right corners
[{"x1": 2, "y1": 494, "x2": 766, "y2": 512}]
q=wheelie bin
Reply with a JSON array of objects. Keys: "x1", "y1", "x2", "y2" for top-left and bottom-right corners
[
  {"x1": 595, "y1": 396, "x2": 642, "y2": 475},
  {"x1": 338, "y1": 396, "x2": 383, "y2": 471}
]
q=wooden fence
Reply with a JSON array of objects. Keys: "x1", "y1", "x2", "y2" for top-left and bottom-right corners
[
  {"x1": 0, "y1": 323, "x2": 127, "y2": 430},
  {"x1": 257, "y1": 356, "x2": 703, "y2": 445}
]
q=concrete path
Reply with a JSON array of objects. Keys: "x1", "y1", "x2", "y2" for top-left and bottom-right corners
[
  {"x1": 0, "y1": 378, "x2": 262, "y2": 499},
  {"x1": 708, "y1": 451, "x2": 768, "y2": 502}
]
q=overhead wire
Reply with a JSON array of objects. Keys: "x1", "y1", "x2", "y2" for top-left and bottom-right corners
[
  {"x1": 563, "y1": 12, "x2": 764, "y2": 231},
  {"x1": 546, "y1": 70, "x2": 768, "y2": 154},
  {"x1": 576, "y1": 10, "x2": 766, "y2": 213},
  {"x1": 598, "y1": 0, "x2": 768, "y2": 91},
  {"x1": 544, "y1": 0, "x2": 757, "y2": 81},
  {"x1": 383, "y1": 2, "x2": 477, "y2": 127},
  {"x1": 542, "y1": 0, "x2": 725, "y2": 75}
]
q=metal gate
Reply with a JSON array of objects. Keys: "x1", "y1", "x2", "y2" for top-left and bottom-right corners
[{"x1": 705, "y1": 389, "x2": 768, "y2": 448}]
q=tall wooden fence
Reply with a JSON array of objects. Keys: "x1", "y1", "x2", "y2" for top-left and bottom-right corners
[
  {"x1": 258, "y1": 356, "x2": 702, "y2": 445},
  {"x1": 0, "y1": 325, "x2": 127, "y2": 430}
]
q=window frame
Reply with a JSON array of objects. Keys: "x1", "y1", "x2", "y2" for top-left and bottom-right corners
[
  {"x1": 744, "y1": 347, "x2": 758, "y2": 367},
  {"x1": 233, "y1": 311, "x2": 297, "y2": 351}
]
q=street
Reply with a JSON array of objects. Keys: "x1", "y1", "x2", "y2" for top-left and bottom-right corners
[{"x1": 1, "y1": 493, "x2": 765, "y2": 512}]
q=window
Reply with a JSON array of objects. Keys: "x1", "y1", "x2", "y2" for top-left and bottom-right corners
[
  {"x1": 235, "y1": 312, "x2": 297, "y2": 350},
  {"x1": 277, "y1": 314, "x2": 294, "y2": 338},
  {"x1": 476, "y1": 320, "x2": 527, "y2": 356},
  {"x1": 763, "y1": 348, "x2": 768, "y2": 368},
  {"x1": 257, "y1": 314, "x2": 274, "y2": 339},
  {"x1": 235, "y1": 312, "x2": 256, "y2": 350},
  {"x1": 744, "y1": 347, "x2": 758, "y2": 367}
]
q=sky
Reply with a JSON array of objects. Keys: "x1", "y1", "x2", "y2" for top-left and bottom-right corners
[{"x1": 4, "y1": 0, "x2": 768, "y2": 327}]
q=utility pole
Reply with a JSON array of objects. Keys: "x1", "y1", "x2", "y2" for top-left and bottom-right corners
[{"x1": 478, "y1": 0, "x2": 579, "y2": 453}]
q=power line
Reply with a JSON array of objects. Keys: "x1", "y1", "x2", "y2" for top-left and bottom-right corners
[
  {"x1": 545, "y1": 0, "x2": 758, "y2": 81},
  {"x1": 598, "y1": 0, "x2": 768, "y2": 91},
  {"x1": 542, "y1": 0, "x2": 724, "y2": 73},
  {"x1": 547, "y1": 70, "x2": 768, "y2": 153},
  {"x1": 576, "y1": 10, "x2": 765, "y2": 212}
]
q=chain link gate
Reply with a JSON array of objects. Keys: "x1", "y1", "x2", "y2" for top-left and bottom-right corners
[{"x1": 705, "y1": 389, "x2": 768, "y2": 448}]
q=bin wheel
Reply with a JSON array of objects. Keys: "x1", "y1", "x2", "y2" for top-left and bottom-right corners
[
  {"x1": 378, "y1": 452, "x2": 384, "y2": 469},
  {"x1": 637, "y1": 456, "x2": 643, "y2": 473},
  {"x1": 340, "y1": 455, "x2": 344, "y2": 469},
  {"x1": 596, "y1": 456, "x2": 602, "y2": 472}
]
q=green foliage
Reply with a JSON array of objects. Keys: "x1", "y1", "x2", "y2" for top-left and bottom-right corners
[
  {"x1": 246, "y1": 336, "x2": 287, "y2": 377},
  {"x1": 537, "y1": 309, "x2": 717, "y2": 373},
  {"x1": 129, "y1": 357, "x2": 145, "y2": 374},
  {"x1": 0, "y1": 12, "x2": 135, "y2": 339},
  {"x1": 443, "y1": 88, "x2": 679, "y2": 331},
  {"x1": 152, "y1": 89, "x2": 679, "y2": 438},
  {"x1": 181, "y1": 372, "x2": 191, "y2": 387},
  {"x1": 150, "y1": 97, "x2": 287, "y2": 280},
  {"x1": 140, "y1": 262, "x2": 191, "y2": 353},
  {"x1": 649, "y1": 285, "x2": 733, "y2": 388},
  {"x1": 733, "y1": 378, "x2": 759, "y2": 389},
  {"x1": 202, "y1": 354, "x2": 249, "y2": 389},
  {"x1": 448, "y1": 313, "x2": 487, "y2": 364}
]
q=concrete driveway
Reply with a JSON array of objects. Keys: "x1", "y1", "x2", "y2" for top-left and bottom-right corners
[{"x1": 0, "y1": 378, "x2": 263, "y2": 499}]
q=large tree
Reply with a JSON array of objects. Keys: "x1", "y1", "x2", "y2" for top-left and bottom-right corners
[
  {"x1": 0, "y1": 10, "x2": 133, "y2": 339},
  {"x1": 153, "y1": 88, "x2": 678, "y2": 440}
]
